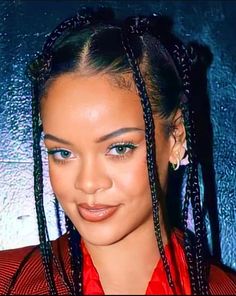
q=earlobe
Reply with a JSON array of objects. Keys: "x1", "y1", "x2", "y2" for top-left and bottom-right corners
[
  {"x1": 171, "y1": 154, "x2": 180, "y2": 171},
  {"x1": 168, "y1": 110, "x2": 188, "y2": 168}
]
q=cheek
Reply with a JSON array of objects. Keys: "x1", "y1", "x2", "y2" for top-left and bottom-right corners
[
  {"x1": 111, "y1": 152, "x2": 150, "y2": 199},
  {"x1": 48, "y1": 161, "x2": 74, "y2": 200}
]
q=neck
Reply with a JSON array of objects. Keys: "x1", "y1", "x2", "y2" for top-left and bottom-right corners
[{"x1": 83, "y1": 218, "x2": 167, "y2": 295}]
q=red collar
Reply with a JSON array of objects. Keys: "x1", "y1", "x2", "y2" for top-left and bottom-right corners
[{"x1": 81, "y1": 232, "x2": 191, "y2": 295}]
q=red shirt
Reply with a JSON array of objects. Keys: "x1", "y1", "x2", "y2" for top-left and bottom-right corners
[
  {"x1": 0, "y1": 230, "x2": 235, "y2": 295},
  {"x1": 82, "y1": 231, "x2": 191, "y2": 294}
]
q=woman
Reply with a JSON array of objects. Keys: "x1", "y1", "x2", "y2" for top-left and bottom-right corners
[{"x1": 0, "y1": 7, "x2": 235, "y2": 295}]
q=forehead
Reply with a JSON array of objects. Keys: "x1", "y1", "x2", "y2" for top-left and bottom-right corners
[{"x1": 41, "y1": 73, "x2": 145, "y2": 135}]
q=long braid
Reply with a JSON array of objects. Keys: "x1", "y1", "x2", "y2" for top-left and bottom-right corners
[
  {"x1": 33, "y1": 82, "x2": 81, "y2": 295},
  {"x1": 171, "y1": 43, "x2": 209, "y2": 294},
  {"x1": 30, "y1": 7, "x2": 114, "y2": 295},
  {"x1": 36, "y1": 12, "x2": 93, "y2": 295},
  {"x1": 23, "y1": 9, "x2": 95, "y2": 295},
  {"x1": 143, "y1": 13, "x2": 209, "y2": 293},
  {"x1": 53, "y1": 195, "x2": 76, "y2": 294},
  {"x1": 6, "y1": 76, "x2": 62, "y2": 294},
  {"x1": 171, "y1": 43, "x2": 200, "y2": 295},
  {"x1": 24, "y1": 8, "x2": 209, "y2": 295},
  {"x1": 121, "y1": 18, "x2": 175, "y2": 291},
  {"x1": 31, "y1": 81, "x2": 57, "y2": 295},
  {"x1": 122, "y1": 14, "x2": 209, "y2": 295},
  {"x1": 65, "y1": 216, "x2": 83, "y2": 294}
]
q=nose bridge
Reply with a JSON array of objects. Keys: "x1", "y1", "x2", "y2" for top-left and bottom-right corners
[{"x1": 75, "y1": 154, "x2": 111, "y2": 194}]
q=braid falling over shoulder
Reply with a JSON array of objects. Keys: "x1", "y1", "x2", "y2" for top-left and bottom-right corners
[
  {"x1": 25, "y1": 8, "x2": 210, "y2": 296},
  {"x1": 121, "y1": 18, "x2": 176, "y2": 293},
  {"x1": 121, "y1": 14, "x2": 210, "y2": 295},
  {"x1": 171, "y1": 42, "x2": 209, "y2": 295},
  {"x1": 26, "y1": 7, "x2": 116, "y2": 296}
]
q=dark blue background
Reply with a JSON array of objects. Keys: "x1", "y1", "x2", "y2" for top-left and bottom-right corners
[{"x1": 0, "y1": 0, "x2": 235, "y2": 271}]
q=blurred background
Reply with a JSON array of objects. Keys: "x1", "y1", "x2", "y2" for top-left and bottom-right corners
[{"x1": 0, "y1": 0, "x2": 235, "y2": 271}]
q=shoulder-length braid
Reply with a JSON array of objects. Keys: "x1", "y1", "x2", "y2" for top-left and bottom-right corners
[
  {"x1": 121, "y1": 17, "x2": 175, "y2": 293},
  {"x1": 171, "y1": 43, "x2": 209, "y2": 295},
  {"x1": 22, "y1": 8, "x2": 111, "y2": 295},
  {"x1": 6, "y1": 68, "x2": 58, "y2": 296},
  {"x1": 121, "y1": 15, "x2": 209, "y2": 295},
  {"x1": 146, "y1": 15, "x2": 209, "y2": 294},
  {"x1": 22, "y1": 8, "x2": 210, "y2": 295}
]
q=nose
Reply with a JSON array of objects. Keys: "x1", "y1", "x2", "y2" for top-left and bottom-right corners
[{"x1": 74, "y1": 158, "x2": 112, "y2": 194}]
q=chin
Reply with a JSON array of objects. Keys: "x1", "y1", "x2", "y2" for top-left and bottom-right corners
[
  {"x1": 81, "y1": 230, "x2": 124, "y2": 247},
  {"x1": 75, "y1": 221, "x2": 128, "y2": 247}
]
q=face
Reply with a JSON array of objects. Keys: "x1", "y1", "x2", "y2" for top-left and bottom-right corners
[{"x1": 41, "y1": 73, "x2": 173, "y2": 246}]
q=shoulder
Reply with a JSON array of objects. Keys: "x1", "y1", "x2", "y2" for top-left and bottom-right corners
[
  {"x1": 0, "y1": 234, "x2": 70, "y2": 295},
  {"x1": 0, "y1": 243, "x2": 40, "y2": 294},
  {"x1": 209, "y1": 261, "x2": 236, "y2": 295},
  {"x1": 173, "y1": 228, "x2": 236, "y2": 294}
]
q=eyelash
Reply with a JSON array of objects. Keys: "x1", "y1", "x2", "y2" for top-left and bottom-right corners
[
  {"x1": 47, "y1": 148, "x2": 73, "y2": 165},
  {"x1": 47, "y1": 141, "x2": 138, "y2": 164},
  {"x1": 106, "y1": 141, "x2": 138, "y2": 160}
]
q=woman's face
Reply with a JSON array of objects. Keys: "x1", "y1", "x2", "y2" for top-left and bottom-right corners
[{"x1": 41, "y1": 73, "x2": 173, "y2": 246}]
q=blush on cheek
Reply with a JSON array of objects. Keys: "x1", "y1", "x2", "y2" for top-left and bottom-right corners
[{"x1": 118, "y1": 159, "x2": 150, "y2": 198}]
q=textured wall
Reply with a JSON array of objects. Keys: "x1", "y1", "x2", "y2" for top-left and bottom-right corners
[{"x1": 0, "y1": 0, "x2": 235, "y2": 270}]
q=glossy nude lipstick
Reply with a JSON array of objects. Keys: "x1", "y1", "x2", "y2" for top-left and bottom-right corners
[{"x1": 77, "y1": 203, "x2": 119, "y2": 222}]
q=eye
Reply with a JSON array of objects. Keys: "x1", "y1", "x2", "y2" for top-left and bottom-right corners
[
  {"x1": 47, "y1": 148, "x2": 75, "y2": 163},
  {"x1": 107, "y1": 142, "x2": 138, "y2": 158},
  {"x1": 110, "y1": 145, "x2": 130, "y2": 155}
]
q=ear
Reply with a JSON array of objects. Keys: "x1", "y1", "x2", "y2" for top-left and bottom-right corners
[{"x1": 169, "y1": 109, "x2": 187, "y2": 166}]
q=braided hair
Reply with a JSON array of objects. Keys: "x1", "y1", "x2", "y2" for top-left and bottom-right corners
[
  {"x1": 121, "y1": 15, "x2": 209, "y2": 294},
  {"x1": 12, "y1": 6, "x2": 209, "y2": 295}
]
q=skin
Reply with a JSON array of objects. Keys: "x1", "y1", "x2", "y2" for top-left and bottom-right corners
[{"x1": 41, "y1": 73, "x2": 186, "y2": 294}]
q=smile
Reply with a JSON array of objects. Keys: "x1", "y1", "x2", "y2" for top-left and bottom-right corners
[{"x1": 77, "y1": 203, "x2": 119, "y2": 222}]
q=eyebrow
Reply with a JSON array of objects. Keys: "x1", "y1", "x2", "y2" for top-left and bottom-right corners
[
  {"x1": 96, "y1": 127, "x2": 144, "y2": 143},
  {"x1": 44, "y1": 127, "x2": 144, "y2": 145},
  {"x1": 44, "y1": 134, "x2": 72, "y2": 145}
]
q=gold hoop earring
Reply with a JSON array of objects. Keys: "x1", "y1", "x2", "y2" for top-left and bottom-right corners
[{"x1": 172, "y1": 158, "x2": 180, "y2": 171}]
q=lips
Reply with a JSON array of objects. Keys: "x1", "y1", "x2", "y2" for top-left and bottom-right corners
[{"x1": 77, "y1": 203, "x2": 119, "y2": 222}]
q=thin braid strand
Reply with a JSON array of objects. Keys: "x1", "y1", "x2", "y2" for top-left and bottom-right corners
[
  {"x1": 32, "y1": 83, "x2": 58, "y2": 295},
  {"x1": 121, "y1": 26, "x2": 175, "y2": 290},
  {"x1": 172, "y1": 43, "x2": 209, "y2": 295},
  {"x1": 32, "y1": 11, "x2": 97, "y2": 294}
]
